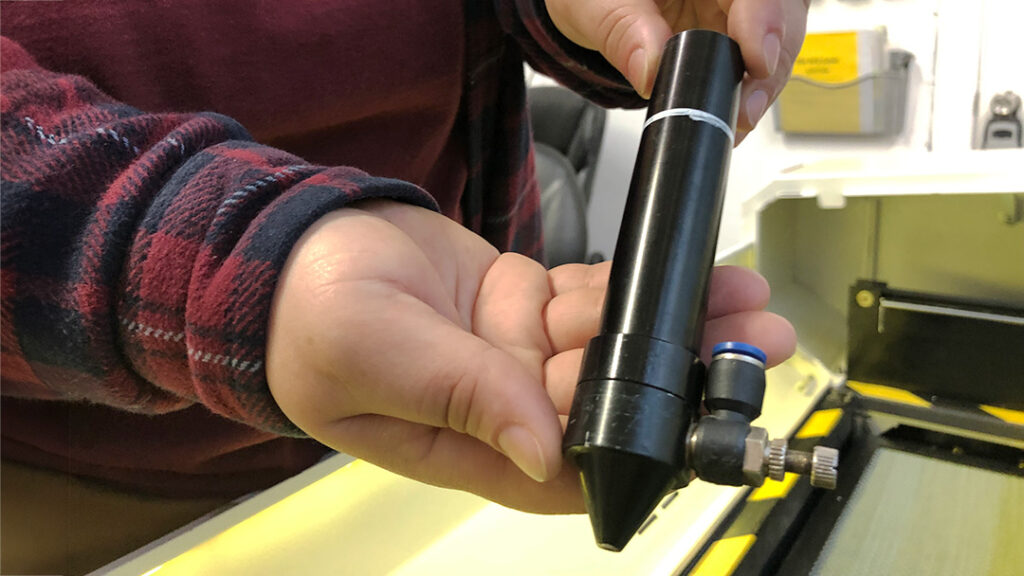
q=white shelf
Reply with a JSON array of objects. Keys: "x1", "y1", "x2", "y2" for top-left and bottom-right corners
[{"x1": 744, "y1": 149, "x2": 1024, "y2": 216}]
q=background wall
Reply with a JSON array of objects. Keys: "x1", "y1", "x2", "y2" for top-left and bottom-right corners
[{"x1": 542, "y1": 0, "x2": 1024, "y2": 260}]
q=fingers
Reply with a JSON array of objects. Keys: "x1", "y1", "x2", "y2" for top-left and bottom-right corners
[
  {"x1": 544, "y1": 348, "x2": 584, "y2": 414},
  {"x1": 735, "y1": 51, "x2": 794, "y2": 139},
  {"x1": 473, "y1": 252, "x2": 554, "y2": 381},
  {"x1": 545, "y1": 265, "x2": 772, "y2": 353},
  {"x1": 732, "y1": 0, "x2": 810, "y2": 138},
  {"x1": 387, "y1": 317, "x2": 565, "y2": 483},
  {"x1": 281, "y1": 286, "x2": 565, "y2": 484},
  {"x1": 545, "y1": 286, "x2": 604, "y2": 353},
  {"x1": 546, "y1": 0, "x2": 673, "y2": 97},
  {"x1": 327, "y1": 415, "x2": 585, "y2": 513},
  {"x1": 548, "y1": 260, "x2": 611, "y2": 295},
  {"x1": 707, "y1": 265, "x2": 770, "y2": 319},
  {"x1": 701, "y1": 310, "x2": 796, "y2": 367},
  {"x1": 464, "y1": 252, "x2": 573, "y2": 482},
  {"x1": 722, "y1": 0, "x2": 786, "y2": 80},
  {"x1": 725, "y1": 0, "x2": 784, "y2": 135}
]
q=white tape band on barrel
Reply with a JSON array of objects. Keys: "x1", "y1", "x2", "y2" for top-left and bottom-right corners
[{"x1": 642, "y1": 108, "x2": 735, "y2": 144}]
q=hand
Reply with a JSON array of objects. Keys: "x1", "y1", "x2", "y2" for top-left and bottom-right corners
[
  {"x1": 546, "y1": 0, "x2": 810, "y2": 142},
  {"x1": 266, "y1": 200, "x2": 795, "y2": 513}
]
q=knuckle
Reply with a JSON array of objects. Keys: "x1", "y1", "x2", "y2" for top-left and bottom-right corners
[
  {"x1": 444, "y1": 349, "x2": 490, "y2": 437},
  {"x1": 596, "y1": 6, "x2": 645, "y2": 61},
  {"x1": 586, "y1": 261, "x2": 611, "y2": 290}
]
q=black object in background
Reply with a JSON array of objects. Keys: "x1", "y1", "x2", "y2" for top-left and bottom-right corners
[{"x1": 848, "y1": 280, "x2": 1024, "y2": 409}]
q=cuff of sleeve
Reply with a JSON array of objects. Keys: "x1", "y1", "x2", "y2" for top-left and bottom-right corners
[{"x1": 187, "y1": 165, "x2": 438, "y2": 437}]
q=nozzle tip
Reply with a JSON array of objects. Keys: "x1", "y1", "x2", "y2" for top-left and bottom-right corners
[{"x1": 570, "y1": 447, "x2": 678, "y2": 552}]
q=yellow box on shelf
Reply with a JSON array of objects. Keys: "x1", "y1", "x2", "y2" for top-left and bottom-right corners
[
  {"x1": 776, "y1": 29, "x2": 891, "y2": 135},
  {"x1": 792, "y1": 31, "x2": 864, "y2": 83}
]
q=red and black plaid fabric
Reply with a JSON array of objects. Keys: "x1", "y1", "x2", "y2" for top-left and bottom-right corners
[{"x1": 0, "y1": 0, "x2": 640, "y2": 494}]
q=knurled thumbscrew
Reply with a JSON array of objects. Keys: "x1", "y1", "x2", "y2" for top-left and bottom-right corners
[{"x1": 766, "y1": 438, "x2": 839, "y2": 490}]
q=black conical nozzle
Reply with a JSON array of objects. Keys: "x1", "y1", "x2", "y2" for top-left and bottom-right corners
[
  {"x1": 562, "y1": 29, "x2": 745, "y2": 552},
  {"x1": 565, "y1": 376, "x2": 696, "y2": 549},
  {"x1": 572, "y1": 449, "x2": 679, "y2": 551}
]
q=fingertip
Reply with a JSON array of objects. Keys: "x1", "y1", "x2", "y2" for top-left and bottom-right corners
[
  {"x1": 734, "y1": 128, "x2": 750, "y2": 147},
  {"x1": 763, "y1": 33, "x2": 781, "y2": 77},
  {"x1": 455, "y1": 346, "x2": 565, "y2": 482},
  {"x1": 626, "y1": 33, "x2": 671, "y2": 99},
  {"x1": 745, "y1": 89, "x2": 769, "y2": 130},
  {"x1": 745, "y1": 267, "x2": 772, "y2": 307},
  {"x1": 737, "y1": 77, "x2": 779, "y2": 133},
  {"x1": 765, "y1": 312, "x2": 798, "y2": 367},
  {"x1": 728, "y1": 0, "x2": 786, "y2": 79},
  {"x1": 627, "y1": 47, "x2": 652, "y2": 99},
  {"x1": 497, "y1": 425, "x2": 553, "y2": 482},
  {"x1": 493, "y1": 415, "x2": 563, "y2": 485},
  {"x1": 611, "y1": 12, "x2": 672, "y2": 99}
]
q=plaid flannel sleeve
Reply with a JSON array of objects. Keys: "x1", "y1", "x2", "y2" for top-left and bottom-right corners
[
  {"x1": 0, "y1": 37, "x2": 437, "y2": 436},
  {"x1": 494, "y1": 0, "x2": 647, "y2": 109}
]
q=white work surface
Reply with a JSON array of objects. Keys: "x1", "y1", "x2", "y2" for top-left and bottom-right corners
[{"x1": 94, "y1": 351, "x2": 832, "y2": 576}]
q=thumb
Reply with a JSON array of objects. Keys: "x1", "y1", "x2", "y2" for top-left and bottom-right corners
[
  {"x1": 330, "y1": 299, "x2": 566, "y2": 483},
  {"x1": 547, "y1": 0, "x2": 673, "y2": 98},
  {"x1": 436, "y1": 331, "x2": 566, "y2": 482}
]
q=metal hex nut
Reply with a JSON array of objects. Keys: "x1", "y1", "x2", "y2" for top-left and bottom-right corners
[{"x1": 742, "y1": 427, "x2": 769, "y2": 486}]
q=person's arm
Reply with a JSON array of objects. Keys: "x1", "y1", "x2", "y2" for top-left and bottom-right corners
[{"x1": 0, "y1": 37, "x2": 435, "y2": 436}]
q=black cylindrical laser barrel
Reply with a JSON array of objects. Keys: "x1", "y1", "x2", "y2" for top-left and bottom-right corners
[{"x1": 563, "y1": 30, "x2": 744, "y2": 552}]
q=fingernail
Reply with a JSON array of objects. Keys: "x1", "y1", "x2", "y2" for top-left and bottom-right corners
[
  {"x1": 763, "y1": 33, "x2": 781, "y2": 77},
  {"x1": 746, "y1": 90, "x2": 769, "y2": 125},
  {"x1": 627, "y1": 47, "x2": 651, "y2": 99},
  {"x1": 498, "y1": 425, "x2": 548, "y2": 482}
]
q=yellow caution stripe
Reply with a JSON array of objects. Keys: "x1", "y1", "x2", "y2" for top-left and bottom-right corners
[
  {"x1": 748, "y1": 473, "x2": 799, "y2": 502},
  {"x1": 979, "y1": 404, "x2": 1024, "y2": 426},
  {"x1": 686, "y1": 474, "x2": 803, "y2": 573},
  {"x1": 796, "y1": 408, "x2": 844, "y2": 439},
  {"x1": 691, "y1": 535, "x2": 757, "y2": 576},
  {"x1": 846, "y1": 380, "x2": 932, "y2": 408}
]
